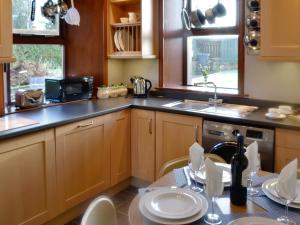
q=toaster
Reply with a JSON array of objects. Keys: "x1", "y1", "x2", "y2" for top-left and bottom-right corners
[{"x1": 15, "y1": 89, "x2": 44, "y2": 109}]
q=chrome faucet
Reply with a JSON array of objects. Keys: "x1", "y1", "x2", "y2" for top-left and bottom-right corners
[{"x1": 194, "y1": 81, "x2": 223, "y2": 105}]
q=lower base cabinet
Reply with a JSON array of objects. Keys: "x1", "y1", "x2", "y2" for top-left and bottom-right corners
[
  {"x1": 156, "y1": 112, "x2": 203, "y2": 177},
  {"x1": 275, "y1": 128, "x2": 300, "y2": 172},
  {"x1": 56, "y1": 116, "x2": 111, "y2": 212},
  {"x1": 107, "y1": 110, "x2": 131, "y2": 186},
  {"x1": 0, "y1": 130, "x2": 56, "y2": 225}
]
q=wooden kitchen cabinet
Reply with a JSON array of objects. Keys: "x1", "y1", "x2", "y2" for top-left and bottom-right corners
[
  {"x1": 275, "y1": 128, "x2": 300, "y2": 172},
  {"x1": 0, "y1": 0, "x2": 14, "y2": 62},
  {"x1": 131, "y1": 109, "x2": 155, "y2": 183},
  {"x1": 261, "y1": 0, "x2": 300, "y2": 60},
  {"x1": 56, "y1": 116, "x2": 111, "y2": 211},
  {"x1": 106, "y1": 110, "x2": 131, "y2": 186},
  {"x1": 156, "y1": 112, "x2": 202, "y2": 177},
  {"x1": 0, "y1": 130, "x2": 56, "y2": 225}
]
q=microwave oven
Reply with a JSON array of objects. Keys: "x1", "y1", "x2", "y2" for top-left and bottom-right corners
[{"x1": 45, "y1": 76, "x2": 94, "y2": 102}]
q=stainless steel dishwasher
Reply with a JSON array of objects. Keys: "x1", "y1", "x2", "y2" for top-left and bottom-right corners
[{"x1": 202, "y1": 120, "x2": 275, "y2": 172}]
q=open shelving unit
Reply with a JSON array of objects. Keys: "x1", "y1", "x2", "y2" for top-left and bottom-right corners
[{"x1": 106, "y1": 0, "x2": 158, "y2": 59}]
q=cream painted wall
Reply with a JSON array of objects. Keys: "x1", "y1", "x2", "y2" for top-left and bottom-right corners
[
  {"x1": 108, "y1": 59, "x2": 159, "y2": 88},
  {"x1": 245, "y1": 56, "x2": 300, "y2": 103},
  {"x1": 108, "y1": 57, "x2": 300, "y2": 103}
]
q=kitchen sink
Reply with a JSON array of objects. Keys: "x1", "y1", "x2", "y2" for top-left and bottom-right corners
[{"x1": 162, "y1": 99, "x2": 258, "y2": 118}]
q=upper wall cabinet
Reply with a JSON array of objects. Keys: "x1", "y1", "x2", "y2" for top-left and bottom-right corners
[
  {"x1": 106, "y1": 0, "x2": 158, "y2": 59},
  {"x1": 260, "y1": 0, "x2": 300, "y2": 60},
  {"x1": 0, "y1": 0, "x2": 14, "y2": 63}
]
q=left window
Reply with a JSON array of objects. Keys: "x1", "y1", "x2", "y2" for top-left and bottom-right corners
[{"x1": 6, "y1": 0, "x2": 64, "y2": 104}]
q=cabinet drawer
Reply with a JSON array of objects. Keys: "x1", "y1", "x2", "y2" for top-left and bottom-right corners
[
  {"x1": 276, "y1": 128, "x2": 300, "y2": 149},
  {"x1": 55, "y1": 116, "x2": 105, "y2": 136}
]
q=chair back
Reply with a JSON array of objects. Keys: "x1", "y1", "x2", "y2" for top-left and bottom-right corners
[
  {"x1": 81, "y1": 196, "x2": 118, "y2": 225},
  {"x1": 158, "y1": 156, "x2": 189, "y2": 178}
]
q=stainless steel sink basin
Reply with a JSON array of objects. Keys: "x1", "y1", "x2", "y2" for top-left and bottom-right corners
[
  {"x1": 162, "y1": 100, "x2": 258, "y2": 118},
  {"x1": 162, "y1": 100, "x2": 210, "y2": 112}
]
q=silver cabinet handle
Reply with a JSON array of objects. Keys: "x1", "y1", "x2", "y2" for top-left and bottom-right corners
[
  {"x1": 77, "y1": 121, "x2": 94, "y2": 128},
  {"x1": 194, "y1": 125, "x2": 199, "y2": 143},
  {"x1": 149, "y1": 119, "x2": 153, "y2": 134}
]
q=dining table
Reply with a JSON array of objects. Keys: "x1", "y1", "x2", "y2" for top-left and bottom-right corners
[{"x1": 128, "y1": 169, "x2": 273, "y2": 225}]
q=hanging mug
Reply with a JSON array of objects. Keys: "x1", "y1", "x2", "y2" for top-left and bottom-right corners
[
  {"x1": 190, "y1": 9, "x2": 206, "y2": 28},
  {"x1": 212, "y1": 3, "x2": 226, "y2": 17},
  {"x1": 205, "y1": 8, "x2": 216, "y2": 24}
]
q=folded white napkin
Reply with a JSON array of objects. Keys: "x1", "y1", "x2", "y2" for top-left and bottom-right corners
[
  {"x1": 277, "y1": 159, "x2": 298, "y2": 200},
  {"x1": 189, "y1": 142, "x2": 204, "y2": 171},
  {"x1": 245, "y1": 141, "x2": 260, "y2": 173},
  {"x1": 205, "y1": 158, "x2": 224, "y2": 198}
]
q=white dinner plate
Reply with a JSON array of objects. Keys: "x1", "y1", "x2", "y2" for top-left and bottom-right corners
[
  {"x1": 262, "y1": 178, "x2": 300, "y2": 204},
  {"x1": 139, "y1": 188, "x2": 208, "y2": 225},
  {"x1": 144, "y1": 188, "x2": 202, "y2": 219},
  {"x1": 227, "y1": 216, "x2": 284, "y2": 225},
  {"x1": 262, "y1": 179, "x2": 300, "y2": 209},
  {"x1": 118, "y1": 29, "x2": 125, "y2": 51},
  {"x1": 114, "y1": 30, "x2": 121, "y2": 51},
  {"x1": 189, "y1": 163, "x2": 231, "y2": 187},
  {"x1": 265, "y1": 113, "x2": 286, "y2": 120}
]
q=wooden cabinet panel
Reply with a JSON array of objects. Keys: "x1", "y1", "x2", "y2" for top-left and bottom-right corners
[
  {"x1": 275, "y1": 146, "x2": 300, "y2": 173},
  {"x1": 261, "y1": 0, "x2": 300, "y2": 59},
  {"x1": 107, "y1": 110, "x2": 131, "y2": 186},
  {"x1": 156, "y1": 112, "x2": 202, "y2": 177},
  {"x1": 131, "y1": 109, "x2": 155, "y2": 183},
  {"x1": 275, "y1": 128, "x2": 300, "y2": 172},
  {"x1": 56, "y1": 116, "x2": 110, "y2": 211},
  {"x1": 0, "y1": 130, "x2": 56, "y2": 225},
  {"x1": 0, "y1": 0, "x2": 14, "y2": 62}
]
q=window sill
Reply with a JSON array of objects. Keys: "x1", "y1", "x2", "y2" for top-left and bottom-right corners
[{"x1": 156, "y1": 85, "x2": 248, "y2": 98}]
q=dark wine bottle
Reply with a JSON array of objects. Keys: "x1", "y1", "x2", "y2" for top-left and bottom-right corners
[{"x1": 230, "y1": 134, "x2": 249, "y2": 205}]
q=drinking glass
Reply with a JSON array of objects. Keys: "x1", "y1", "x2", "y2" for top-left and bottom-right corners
[
  {"x1": 204, "y1": 196, "x2": 222, "y2": 224},
  {"x1": 247, "y1": 153, "x2": 260, "y2": 196},
  {"x1": 188, "y1": 157, "x2": 204, "y2": 192},
  {"x1": 275, "y1": 184, "x2": 298, "y2": 225}
]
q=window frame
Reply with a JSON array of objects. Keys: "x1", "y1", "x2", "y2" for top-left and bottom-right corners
[
  {"x1": 5, "y1": 13, "x2": 66, "y2": 106},
  {"x1": 183, "y1": 0, "x2": 245, "y2": 96}
]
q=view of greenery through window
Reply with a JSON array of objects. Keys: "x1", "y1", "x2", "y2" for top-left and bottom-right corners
[
  {"x1": 10, "y1": 45, "x2": 63, "y2": 102},
  {"x1": 187, "y1": 36, "x2": 238, "y2": 94}
]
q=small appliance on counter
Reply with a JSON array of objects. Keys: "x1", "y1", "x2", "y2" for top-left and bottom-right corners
[
  {"x1": 45, "y1": 76, "x2": 93, "y2": 103},
  {"x1": 15, "y1": 89, "x2": 44, "y2": 109},
  {"x1": 130, "y1": 76, "x2": 152, "y2": 98}
]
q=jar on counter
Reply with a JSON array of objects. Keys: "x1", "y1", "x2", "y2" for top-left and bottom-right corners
[
  {"x1": 97, "y1": 87, "x2": 110, "y2": 99},
  {"x1": 109, "y1": 86, "x2": 119, "y2": 98},
  {"x1": 119, "y1": 85, "x2": 128, "y2": 97}
]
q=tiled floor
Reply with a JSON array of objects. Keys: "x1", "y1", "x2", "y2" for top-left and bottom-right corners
[{"x1": 66, "y1": 186, "x2": 138, "y2": 225}]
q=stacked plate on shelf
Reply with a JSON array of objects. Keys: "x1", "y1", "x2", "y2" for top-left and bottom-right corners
[
  {"x1": 262, "y1": 178, "x2": 300, "y2": 209},
  {"x1": 114, "y1": 29, "x2": 132, "y2": 52},
  {"x1": 139, "y1": 188, "x2": 208, "y2": 224}
]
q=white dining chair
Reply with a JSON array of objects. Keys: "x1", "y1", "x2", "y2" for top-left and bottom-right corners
[{"x1": 81, "y1": 196, "x2": 118, "y2": 225}]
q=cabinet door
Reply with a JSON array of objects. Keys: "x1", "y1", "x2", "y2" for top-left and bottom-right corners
[
  {"x1": 156, "y1": 112, "x2": 202, "y2": 177},
  {"x1": 0, "y1": 130, "x2": 56, "y2": 225},
  {"x1": 131, "y1": 109, "x2": 155, "y2": 183},
  {"x1": 275, "y1": 128, "x2": 300, "y2": 172},
  {"x1": 107, "y1": 110, "x2": 131, "y2": 186},
  {"x1": 261, "y1": 0, "x2": 300, "y2": 58},
  {"x1": 56, "y1": 116, "x2": 110, "y2": 211},
  {"x1": 0, "y1": 0, "x2": 13, "y2": 61}
]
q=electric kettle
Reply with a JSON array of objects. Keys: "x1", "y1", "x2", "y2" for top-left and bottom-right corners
[{"x1": 130, "y1": 77, "x2": 152, "y2": 98}]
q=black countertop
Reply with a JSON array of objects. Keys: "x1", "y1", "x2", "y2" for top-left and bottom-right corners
[{"x1": 1, "y1": 96, "x2": 300, "y2": 140}]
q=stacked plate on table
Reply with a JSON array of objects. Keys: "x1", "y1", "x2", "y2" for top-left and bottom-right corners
[
  {"x1": 139, "y1": 188, "x2": 208, "y2": 224},
  {"x1": 228, "y1": 217, "x2": 284, "y2": 225},
  {"x1": 262, "y1": 178, "x2": 300, "y2": 209},
  {"x1": 189, "y1": 163, "x2": 232, "y2": 187}
]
